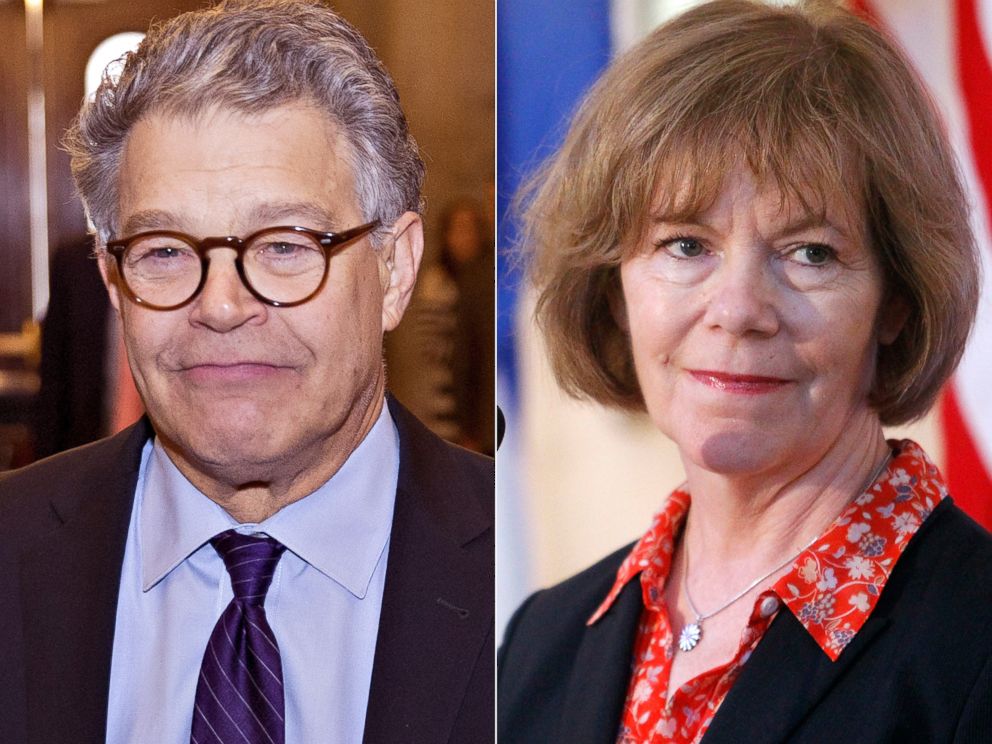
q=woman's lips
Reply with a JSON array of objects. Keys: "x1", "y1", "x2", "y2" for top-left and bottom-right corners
[{"x1": 688, "y1": 369, "x2": 792, "y2": 395}]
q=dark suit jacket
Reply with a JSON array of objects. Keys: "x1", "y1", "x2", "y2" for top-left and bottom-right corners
[
  {"x1": 0, "y1": 397, "x2": 494, "y2": 744},
  {"x1": 498, "y1": 498, "x2": 992, "y2": 743}
]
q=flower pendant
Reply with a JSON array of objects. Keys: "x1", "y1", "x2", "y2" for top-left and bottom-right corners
[{"x1": 679, "y1": 622, "x2": 702, "y2": 652}]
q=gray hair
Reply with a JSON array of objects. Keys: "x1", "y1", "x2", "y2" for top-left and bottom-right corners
[{"x1": 64, "y1": 0, "x2": 425, "y2": 245}]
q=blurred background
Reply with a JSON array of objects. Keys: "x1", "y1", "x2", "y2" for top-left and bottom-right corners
[
  {"x1": 0, "y1": 0, "x2": 495, "y2": 470},
  {"x1": 497, "y1": 0, "x2": 992, "y2": 636}
]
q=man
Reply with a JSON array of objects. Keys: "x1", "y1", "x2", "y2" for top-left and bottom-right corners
[{"x1": 0, "y1": 2, "x2": 493, "y2": 743}]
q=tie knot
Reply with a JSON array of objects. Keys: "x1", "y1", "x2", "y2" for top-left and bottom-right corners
[{"x1": 211, "y1": 530, "x2": 286, "y2": 605}]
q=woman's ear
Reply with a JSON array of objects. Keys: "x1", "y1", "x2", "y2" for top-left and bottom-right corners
[
  {"x1": 877, "y1": 292, "x2": 910, "y2": 345},
  {"x1": 608, "y1": 271, "x2": 629, "y2": 334}
]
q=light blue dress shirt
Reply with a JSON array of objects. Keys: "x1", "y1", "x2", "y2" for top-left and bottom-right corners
[{"x1": 106, "y1": 404, "x2": 399, "y2": 744}]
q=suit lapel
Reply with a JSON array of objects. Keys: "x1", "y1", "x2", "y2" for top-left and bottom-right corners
[
  {"x1": 363, "y1": 399, "x2": 493, "y2": 744},
  {"x1": 702, "y1": 484, "x2": 959, "y2": 742},
  {"x1": 546, "y1": 570, "x2": 888, "y2": 744},
  {"x1": 17, "y1": 421, "x2": 149, "y2": 743},
  {"x1": 557, "y1": 579, "x2": 644, "y2": 744},
  {"x1": 702, "y1": 609, "x2": 889, "y2": 743}
]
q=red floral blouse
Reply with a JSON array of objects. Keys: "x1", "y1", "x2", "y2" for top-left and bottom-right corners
[{"x1": 588, "y1": 440, "x2": 946, "y2": 744}]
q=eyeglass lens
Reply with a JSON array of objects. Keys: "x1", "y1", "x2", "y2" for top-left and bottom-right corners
[{"x1": 121, "y1": 229, "x2": 328, "y2": 306}]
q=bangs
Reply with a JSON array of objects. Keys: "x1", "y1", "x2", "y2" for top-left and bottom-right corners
[
  {"x1": 639, "y1": 121, "x2": 863, "y2": 247},
  {"x1": 618, "y1": 33, "x2": 868, "y2": 247}
]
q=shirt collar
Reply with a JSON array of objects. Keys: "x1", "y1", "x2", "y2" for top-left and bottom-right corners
[
  {"x1": 140, "y1": 402, "x2": 399, "y2": 599},
  {"x1": 772, "y1": 439, "x2": 945, "y2": 659},
  {"x1": 588, "y1": 440, "x2": 946, "y2": 660},
  {"x1": 588, "y1": 489, "x2": 689, "y2": 625}
]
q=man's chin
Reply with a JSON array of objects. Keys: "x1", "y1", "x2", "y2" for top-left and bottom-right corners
[
  {"x1": 157, "y1": 422, "x2": 300, "y2": 476},
  {"x1": 151, "y1": 397, "x2": 282, "y2": 439}
]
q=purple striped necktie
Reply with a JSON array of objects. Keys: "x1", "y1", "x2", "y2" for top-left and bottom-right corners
[{"x1": 190, "y1": 530, "x2": 287, "y2": 744}]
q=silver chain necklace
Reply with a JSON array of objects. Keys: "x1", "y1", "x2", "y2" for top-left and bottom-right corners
[{"x1": 677, "y1": 453, "x2": 891, "y2": 653}]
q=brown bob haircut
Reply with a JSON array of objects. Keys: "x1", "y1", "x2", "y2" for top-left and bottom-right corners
[{"x1": 522, "y1": 0, "x2": 979, "y2": 426}]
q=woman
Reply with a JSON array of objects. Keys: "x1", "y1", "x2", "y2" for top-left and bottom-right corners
[{"x1": 497, "y1": 2, "x2": 991, "y2": 742}]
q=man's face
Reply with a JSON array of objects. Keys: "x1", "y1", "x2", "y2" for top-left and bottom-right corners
[{"x1": 105, "y1": 104, "x2": 421, "y2": 490}]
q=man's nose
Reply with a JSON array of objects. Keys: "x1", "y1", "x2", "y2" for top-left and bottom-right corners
[
  {"x1": 188, "y1": 250, "x2": 267, "y2": 331},
  {"x1": 701, "y1": 253, "x2": 780, "y2": 338}
]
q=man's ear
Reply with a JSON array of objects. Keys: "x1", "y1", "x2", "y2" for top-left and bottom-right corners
[
  {"x1": 97, "y1": 251, "x2": 124, "y2": 315},
  {"x1": 381, "y1": 211, "x2": 424, "y2": 332}
]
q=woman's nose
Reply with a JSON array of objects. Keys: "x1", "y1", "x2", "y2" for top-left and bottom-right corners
[{"x1": 701, "y1": 253, "x2": 780, "y2": 338}]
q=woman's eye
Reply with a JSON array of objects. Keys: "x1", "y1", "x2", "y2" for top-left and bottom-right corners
[
  {"x1": 791, "y1": 244, "x2": 834, "y2": 266},
  {"x1": 659, "y1": 237, "x2": 705, "y2": 259}
]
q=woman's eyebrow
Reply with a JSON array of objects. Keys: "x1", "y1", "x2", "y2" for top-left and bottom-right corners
[
  {"x1": 649, "y1": 215, "x2": 705, "y2": 228},
  {"x1": 649, "y1": 214, "x2": 851, "y2": 239},
  {"x1": 768, "y1": 214, "x2": 851, "y2": 240}
]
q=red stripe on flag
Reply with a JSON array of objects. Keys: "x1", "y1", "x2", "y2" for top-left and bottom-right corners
[
  {"x1": 941, "y1": 386, "x2": 992, "y2": 528},
  {"x1": 848, "y1": 0, "x2": 879, "y2": 24},
  {"x1": 956, "y1": 0, "x2": 992, "y2": 184},
  {"x1": 948, "y1": 0, "x2": 992, "y2": 528},
  {"x1": 857, "y1": 0, "x2": 992, "y2": 526}
]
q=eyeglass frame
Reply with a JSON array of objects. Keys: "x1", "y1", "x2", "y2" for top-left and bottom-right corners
[{"x1": 104, "y1": 220, "x2": 381, "y2": 311}]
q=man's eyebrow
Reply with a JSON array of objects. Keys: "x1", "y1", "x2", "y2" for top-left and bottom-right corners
[
  {"x1": 121, "y1": 209, "x2": 186, "y2": 236},
  {"x1": 119, "y1": 202, "x2": 346, "y2": 237},
  {"x1": 246, "y1": 201, "x2": 342, "y2": 231}
]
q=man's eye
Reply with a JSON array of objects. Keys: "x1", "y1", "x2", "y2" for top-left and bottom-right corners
[
  {"x1": 128, "y1": 243, "x2": 195, "y2": 265},
  {"x1": 658, "y1": 237, "x2": 705, "y2": 259},
  {"x1": 257, "y1": 241, "x2": 318, "y2": 257},
  {"x1": 267, "y1": 242, "x2": 304, "y2": 255},
  {"x1": 791, "y1": 244, "x2": 834, "y2": 266},
  {"x1": 150, "y1": 247, "x2": 185, "y2": 259}
]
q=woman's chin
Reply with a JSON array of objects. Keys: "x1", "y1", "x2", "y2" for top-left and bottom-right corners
[{"x1": 680, "y1": 428, "x2": 795, "y2": 477}]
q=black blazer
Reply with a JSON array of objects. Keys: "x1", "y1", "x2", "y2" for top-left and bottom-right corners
[
  {"x1": 498, "y1": 498, "x2": 992, "y2": 743},
  {"x1": 0, "y1": 398, "x2": 494, "y2": 744}
]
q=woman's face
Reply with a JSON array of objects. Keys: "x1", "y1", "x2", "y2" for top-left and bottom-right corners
[{"x1": 620, "y1": 169, "x2": 900, "y2": 476}]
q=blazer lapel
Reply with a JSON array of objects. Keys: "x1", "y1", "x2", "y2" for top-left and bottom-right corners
[
  {"x1": 363, "y1": 399, "x2": 493, "y2": 744},
  {"x1": 17, "y1": 421, "x2": 149, "y2": 743},
  {"x1": 557, "y1": 579, "x2": 644, "y2": 744},
  {"x1": 702, "y1": 609, "x2": 889, "y2": 744}
]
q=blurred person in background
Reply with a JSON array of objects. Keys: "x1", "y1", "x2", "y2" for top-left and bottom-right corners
[
  {"x1": 498, "y1": 1, "x2": 991, "y2": 742},
  {"x1": 402, "y1": 198, "x2": 494, "y2": 453},
  {"x1": 442, "y1": 199, "x2": 495, "y2": 454},
  {"x1": 34, "y1": 234, "x2": 143, "y2": 458}
]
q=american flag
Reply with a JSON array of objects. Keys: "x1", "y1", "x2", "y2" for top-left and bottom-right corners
[{"x1": 852, "y1": 0, "x2": 992, "y2": 530}]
